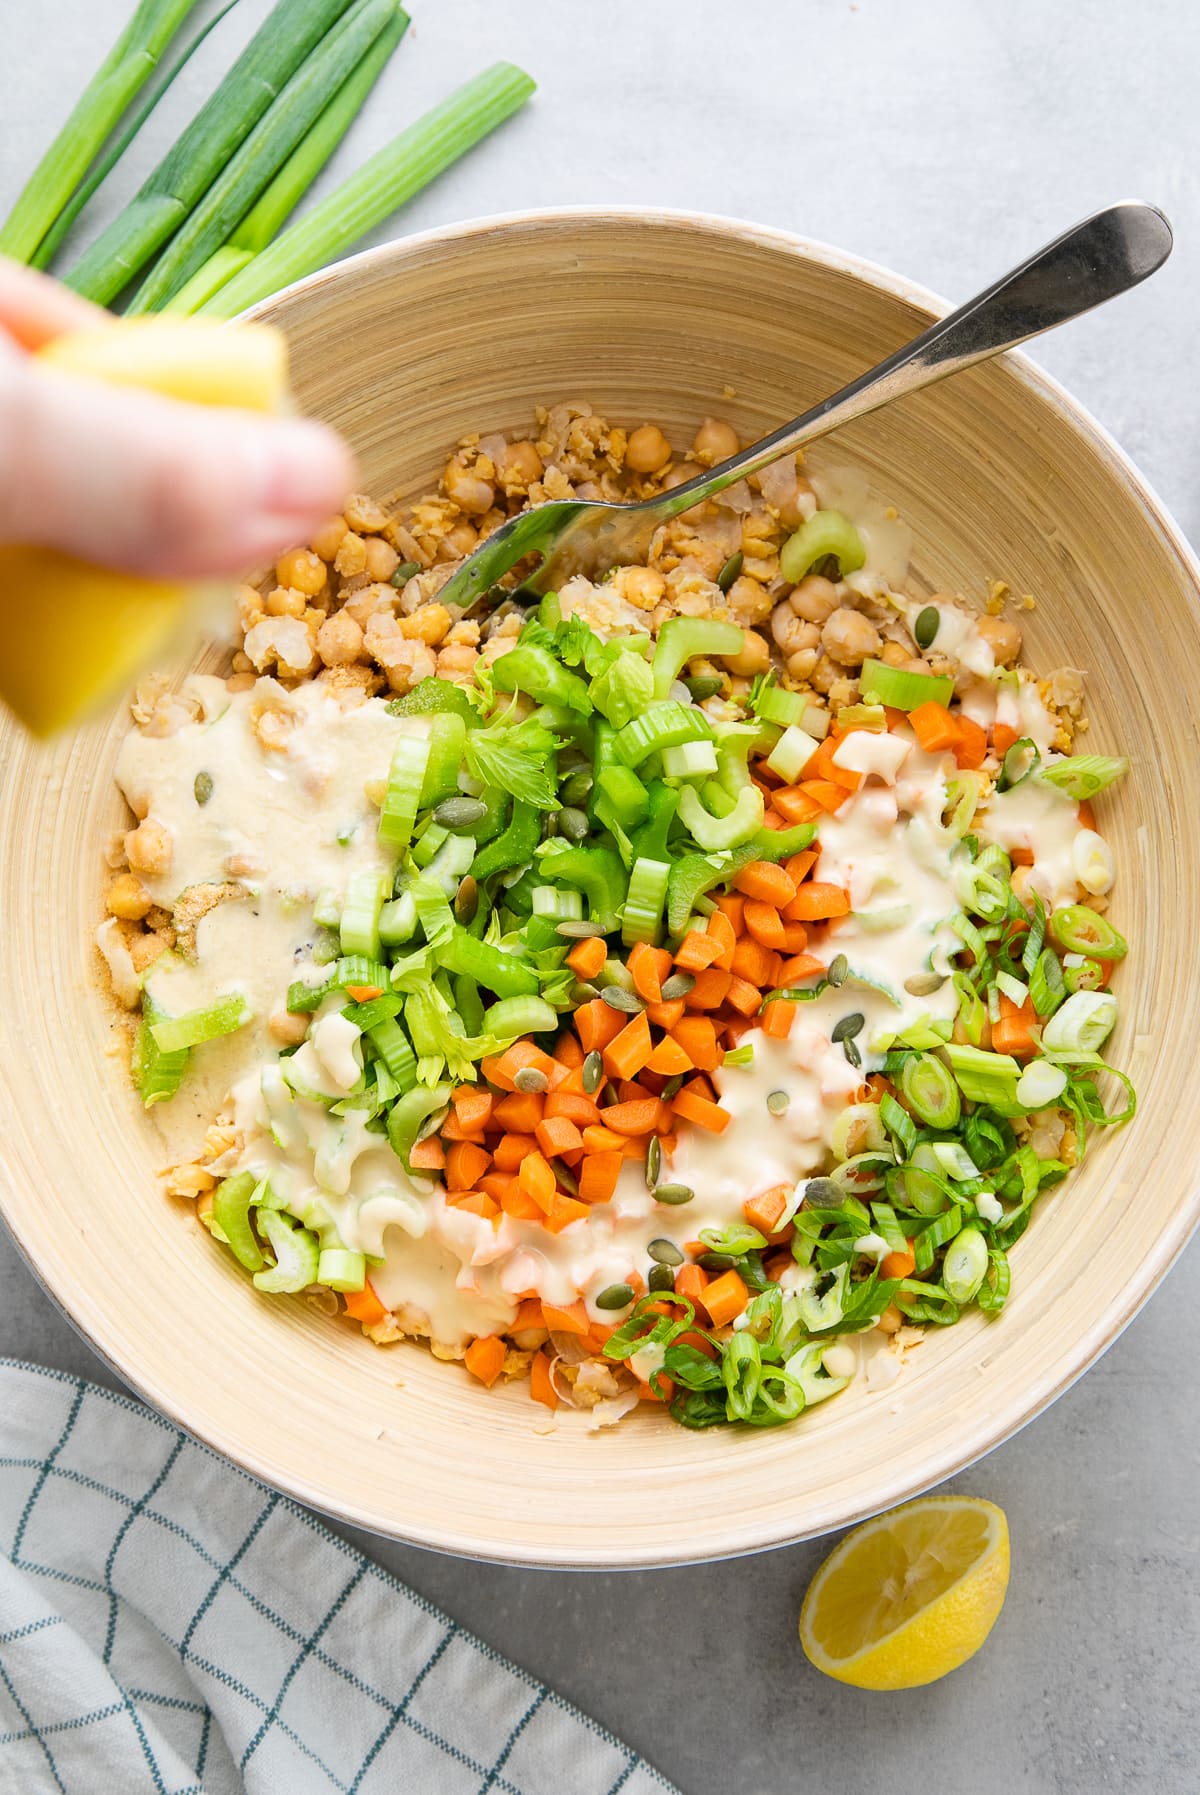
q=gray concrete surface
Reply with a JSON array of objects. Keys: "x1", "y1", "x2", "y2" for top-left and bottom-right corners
[{"x1": 2, "y1": 3, "x2": 1198, "y2": 1791}]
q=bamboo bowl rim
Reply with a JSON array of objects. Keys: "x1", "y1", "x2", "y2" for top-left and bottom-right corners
[{"x1": 4, "y1": 205, "x2": 1200, "y2": 1566}]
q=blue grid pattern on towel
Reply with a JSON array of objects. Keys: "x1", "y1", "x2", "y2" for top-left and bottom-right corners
[{"x1": 0, "y1": 1361, "x2": 678, "y2": 1795}]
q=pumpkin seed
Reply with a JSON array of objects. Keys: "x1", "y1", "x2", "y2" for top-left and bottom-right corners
[
  {"x1": 556, "y1": 919, "x2": 605, "y2": 939},
  {"x1": 601, "y1": 986, "x2": 645, "y2": 1014},
  {"x1": 454, "y1": 876, "x2": 479, "y2": 925},
  {"x1": 559, "y1": 769, "x2": 593, "y2": 806},
  {"x1": 699, "y1": 1251, "x2": 737, "y2": 1272},
  {"x1": 827, "y1": 954, "x2": 849, "y2": 987},
  {"x1": 660, "y1": 971, "x2": 696, "y2": 1001},
  {"x1": 904, "y1": 970, "x2": 946, "y2": 996},
  {"x1": 660, "y1": 1073, "x2": 685, "y2": 1100},
  {"x1": 648, "y1": 1238, "x2": 684, "y2": 1266},
  {"x1": 433, "y1": 795, "x2": 488, "y2": 830},
  {"x1": 556, "y1": 806, "x2": 590, "y2": 843},
  {"x1": 831, "y1": 1012, "x2": 864, "y2": 1042},
  {"x1": 514, "y1": 1067, "x2": 549, "y2": 1095},
  {"x1": 645, "y1": 1136, "x2": 663, "y2": 1188},
  {"x1": 582, "y1": 1050, "x2": 604, "y2": 1094},
  {"x1": 653, "y1": 1183, "x2": 695, "y2": 1205},
  {"x1": 683, "y1": 674, "x2": 724, "y2": 701},
  {"x1": 595, "y1": 1282, "x2": 635, "y2": 1311},
  {"x1": 766, "y1": 1089, "x2": 790, "y2": 1117},
  {"x1": 716, "y1": 550, "x2": 744, "y2": 593},
  {"x1": 914, "y1": 605, "x2": 940, "y2": 651},
  {"x1": 554, "y1": 1160, "x2": 579, "y2": 1196},
  {"x1": 803, "y1": 1176, "x2": 840, "y2": 1207},
  {"x1": 390, "y1": 560, "x2": 421, "y2": 587},
  {"x1": 648, "y1": 1264, "x2": 676, "y2": 1292},
  {"x1": 193, "y1": 770, "x2": 213, "y2": 806},
  {"x1": 843, "y1": 1036, "x2": 862, "y2": 1070}
]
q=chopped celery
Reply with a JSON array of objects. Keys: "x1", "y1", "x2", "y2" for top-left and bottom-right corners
[
  {"x1": 678, "y1": 782, "x2": 764, "y2": 851},
  {"x1": 662, "y1": 740, "x2": 718, "y2": 781},
  {"x1": 386, "y1": 1081, "x2": 453, "y2": 1167},
  {"x1": 666, "y1": 844, "x2": 758, "y2": 935},
  {"x1": 213, "y1": 1172, "x2": 265, "y2": 1273},
  {"x1": 253, "y1": 1210, "x2": 320, "y2": 1294},
  {"x1": 615, "y1": 702, "x2": 714, "y2": 768},
  {"x1": 752, "y1": 822, "x2": 816, "y2": 863},
  {"x1": 595, "y1": 763, "x2": 650, "y2": 831},
  {"x1": 859, "y1": 659, "x2": 954, "y2": 711},
  {"x1": 779, "y1": 509, "x2": 866, "y2": 582},
  {"x1": 379, "y1": 734, "x2": 430, "y2": 848},
  {"x1": 442, "y1": 926, "x2": 540, "y2": 998},
  {"x1": 134, "y1": 992, "x2": 190, "y2": 1105},
  {"x1": 532, "y1": 885, "x2": 585, "y2": 920},
  {"x1": 483, "y1": 994, "x2": 558, "y2": 1038},
  {"x1": 752, "y1": 679, "x2": 807, "y2": 728},
  {"x1": 149, "y1": 992, "x2": 248, "y2": 1054},
  {"x1": 651, "y1": 618, "x2": 744, "y2": 700},
  {"x1": 317, "y1": 1247, "x2": 366, "y2": 1292},
  {"x1": 339, "y1": 869, "x2": 388, "y2": 959},
  {"x1": 766, "y1": 724, "x2": 820, "y2": 783},
  {"x1": 536, "y1": 844, "x2": 626, "y2": 932},
  {"x1": 388, "y1": 677, "x2": 479, "y2": 723},
  {"x1": 379, "y1": 890, "x2": 418, "y2": 946},
  {"x1": 589, "y1": 648, "x2": 654, "y2": 727},
  {"x1": 471, "y1": 799, "x2": 539, "y2": 881},
  {"x1": 492, "y1": 644, "x2": 592, "y2": 713},
  {"x1": 418, "y1": 714, "x2": 468, "y2": 808},
  {"x1": 424, "y1": 834, "x2": 476, "y2": 897},
  {"x1": 622, "y1": 857, "x2": 670, "y2": 946}
]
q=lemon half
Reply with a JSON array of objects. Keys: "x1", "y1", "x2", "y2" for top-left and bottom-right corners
[{"x1": 799, "y1": 1495, "x2": 1010, "y2": 1690}]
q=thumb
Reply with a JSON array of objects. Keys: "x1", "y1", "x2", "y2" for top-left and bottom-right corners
[{"x1": 0, "y1": 346, "x2": 355, "y2": 579}]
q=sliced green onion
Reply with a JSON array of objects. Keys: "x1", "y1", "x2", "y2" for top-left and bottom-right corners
[
  {"x1": 942, "y1": 1227, "x2": 989, "y2": 1304},
  {"x1": 651, "y1": 618, "x2": 744, "y2": 700},
  {"x1": 780, "y1": 509, "x2": 866, "y2": 583},
  {"x1": 339, "y1": 869, "x2": 388, "y2": 958},
  {"x1": 897, "y1": 1052, "x2": 961, "y2": 1129},
  {"x1": 200, "y1": 62, "x2": 537, "y2": 316},
  {"x1": 1038, "y1": 754, "x2": 1129, "y2": 800},
  {"x1": 943, "y1": 773, "x2": 980, "y2": 837},
  {"x1": 1063, "y1": 956, "x2": 1107, "y2": 995},
  {"x1": 615, "y1": 701, "x2": 714, "y2": 768},
  {"x1": 997, "y1": 737, "x2": 1040, "y2": 791},
  {"x1": 253, "y1": 1210, "x2": 320, "y2": 1294},
  {"x1": 1015, "y1": 1059, "x2": 1068, "y2": 1109},
  {"x1": 622, "y1": 857, "x2": 670, "y2": 946},
  {"x1": 149, "y1": 992, "x2": 248, "y2": 1054},
  {"x1": 483, "y1": 994, "x2": 558, "y2": 1039},
  {"x1": 913, "y1": 1204, "x2": 963, "y2": 1272},
  {"x1": 879, "y1": 1092, "x2": 918, "y2": 1158},
  {"x1": 1028, "y1": 946, "x2": 1066, "y2": 1018},
  {"x1": 724, "y1": 1043, "x2": 755, "y2": 1068},
  {"x1": 67, "y1": 0, "x2": 358, "y2": 303},
  {"x1": 1042, "y1": 991, "x2": 1118, "y2": 1054},
  {"x1": 379, "y1": 734, "x2": 430, "y2": 848},
  {"x1": 942, "y1": 1042, "x2": 1023, "y2": 1111},
  {"x1": 1048, "y1": 904, "x2": 1128, "y2": 960},
  {"x1": 859, "y1": 659, "x2": 954, "y2": 712}
]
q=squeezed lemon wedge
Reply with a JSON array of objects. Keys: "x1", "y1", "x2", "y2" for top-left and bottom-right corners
[
  {"x1": 799, "y1": 1495, "x2": 1010, "y2": 1689},
  {"x1": 0, "y1": 317, "x2": 288, "y2": 736}
]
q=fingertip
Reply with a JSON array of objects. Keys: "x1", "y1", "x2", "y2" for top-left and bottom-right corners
[{"x1": 257, "y1": 417, "x2": 357, "y2": 520}]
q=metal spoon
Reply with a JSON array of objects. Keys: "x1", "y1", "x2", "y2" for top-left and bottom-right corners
[{"x1": 439, "y1": 201, "x2": 1171, "y2": 611}]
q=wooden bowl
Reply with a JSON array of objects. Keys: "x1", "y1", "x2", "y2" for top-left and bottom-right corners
[{"x1": 3, "y1": 210, "x2": 1197, "y2": 1566}]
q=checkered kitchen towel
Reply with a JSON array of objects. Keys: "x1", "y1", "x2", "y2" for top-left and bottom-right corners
[{"x1": 0, "y1": 1362, "x2": 677, "y2": 1795}]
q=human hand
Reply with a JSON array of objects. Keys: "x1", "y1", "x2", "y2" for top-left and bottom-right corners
[{"x1": 0, "y1": 258, "x2": 354, "y2": 580}]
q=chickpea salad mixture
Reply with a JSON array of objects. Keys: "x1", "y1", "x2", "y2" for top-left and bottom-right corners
[{"x1": 100, "y1": 404, "x2": 1135, "y2": 1432}]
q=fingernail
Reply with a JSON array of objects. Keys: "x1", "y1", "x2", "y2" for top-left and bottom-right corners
[{"x1": 256, "y1": 418, "x2": 355, "y2": 516}]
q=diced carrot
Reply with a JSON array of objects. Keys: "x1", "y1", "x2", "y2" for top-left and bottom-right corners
[
  {"x1": 530, "y1": 1349, "x2": 558, "y2": 1409},
  {"x1": 813, "y1": 733, "x2": 862, "y2": 793},
  {"x1": 646, "y1": 997, "x2": 686, "y2": 1029},
  {"x1": 674, "y1": 1327, "x2": 716, "y2": 1361},
  {"x1": 725, "y1": 976, "x2": 762, "y2": 1018},
  {"x1": 553, "y1": 1031, "x2": 586, "y2": 1070},
  {"x1": 464, "y1": 1335, "x2": 507, "y2": 1386},
  {"x1": 684, "y1": 967, "x2": 733, "y2": 1010},
  {"x1": 579, "y1": 1151, "x2": 623, "y2": 1202},
  {"x1": 773, "y1": 786, "x2": 824, "y2": 825},
  {"x1": 881, "y1": 1242, "x2": 916, "y2": 1280},
  {"x1": 344, "y1": 1282, "x2": 388, "y2": 1327},
  {"x1": 452, "y1": 1191, "x2": 500, "y2": 1221},
  {"x1": 744, "y1": 1185, "x2": 789, "y2": 1234},
  {"x1": 1078, "y1": 799, "x2": 1097, "y2": 831},
  {"x1": 954, "y1": 714, "x2": 988, "y2": 770},
  {"x1": 628, "y1": 941, "x2": 671, "y2": 1004},
  {"x1": 513, "y1": 1297, "x2": 545, "y2": 1330},
  {"x1": 602, "y1": 1011, "x2": 654, "y2": 1080},
  {"x1": 542, "y1": 1299, "x2": 590, "y2": 1334},
  {"x1": 574, "y1": 998, "x2": 626, "y2": 1054},
  {"x1": 704, "y1": 1268, "x2": 750, "y2": 1327},
  {"x1": 492, "y1": 1132, "x2": 538, "y2": 1172},
  {"x1": 482, "y1": 1040, "x2": 564, "y2": 1093},
  {"x1": 554, "y1": 1065, "x2": 588, "y2": 1095},
  {"x1": 714, "y1": 892, "x2": 745, "y2": 934},
  {"x1": 785, "y1": 849, "x2": 818, "y2": 885},
  {"x1": 865, "y1": 1072, "x2": 892, "y2": 1101},
  {"x1": 543, "y1": 1091, "x2": 602, "y2": 1127},
  {"x1": 581, "y1": 1124, "x2": 625, "y2": 1154},
  {"x1": 673, "y1": 930, "x2": 724, "y2": 972},
  {"x1": 732, "y1": 859, "x2": 796, "y2": 907},
  {"x1": 785, "y1": 883, "x2": 851, "y2": 921},
  {"x1": 742, "y1": 899, "x2": 788, "y2": 951},
  {"x1": 991, "y1": 994, "x2": 1039, "y2": 1061},
  {"x1": 452, "y1": 1085, "x2": 495, "y2": 1134},
  {"x1": 440, "y1": 1112, "x2": 487, "y2": 1144},
  {"x1": 536, "y1": 1114, "x2": 584, "y2": 1159},
  {"x1": 645, "y1": 1034, "x2": 694, "y2": 1075},
  {"x1": 636, "y1": 1376, "x2": 673, "y2": 1404},
  {"x1": 777, "y1": 951, "x2": 826, "y2": 984},
  {"x1": 620, "y1": 1134, "x2": 652, "y2": 1158},
  {"x1": 797, "y1": 778, "x2": 850, "y2": 814},
  {"x1": 671, "y1": 1015, "x2": 722, "y2": 1072},
  {"x1": 993, "y1": 722, "x2": 1019, "y2": 756},
  {"x1": 705, "y1": 909, "x2": 738, "y2": 971},
  {"x1": 673, "y1": 1086, "x2": 732, "y2": 1133},
  {"x1": 566, "y1": 935, "x2": 607, "y2": 980},
  {"x1": 543, "y1": 1192, "x2": 590, "y2": 1233},
  {"x1": 602, "y1": 1097, "x2": 662, "y2": 1136},
  {"x1": 681, "y1": 1072, "x2": 714, "y2": 1103},
  {"x1": 731, "y1": 934, "x2": 774, "y2": 986},
  {"x1": 493, "y1": 1090, "x2": 545, "y2": 1133},
  {"x1": 674, "y1": 1263, "x2": 710, "y2": 1311},
  {"x1": 480, "y1": 1172, "x2": 521, "y2": 1204},
  {"x1": 344, "y1": 983, "x2": 383, "y2": 1003},
  {"x1": 761, "y1": 1000, "x2": 795, "y2": 1040},
  {"x1": 779, "y1": 921, "x2": 809, "y2": 953},
  {"x1": 409, "y1": 1136, "x2": 447, "y2": 1172},
  {"x1": 519, "y1": 1151, "x2": 556, "y2": 1211},
  {"x1": 446, "y1": 1141, "x2": 491, "y2": 1192},
  {"x1": 909, "y1": 701, "x2": 962, "y2": 754},
  {"x1": 1010, "y1": 845, "x2": 1035, "y2": 866}
]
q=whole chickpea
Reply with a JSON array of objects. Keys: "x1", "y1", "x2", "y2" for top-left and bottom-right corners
[
  {"x1": 344, "y1": 493, "x2": 389, "y2": 534},
  {"x1": 363, "y1": 535, "x2": 399, "y2": 582},
  {"x1": 724, "y1": 574, "x2": 774, "y2": 627},
  {"x1": 691, "y1": 417, "x2": 739, "y2": 466},
  {"x1": 236, "y1": 583, "x2": 265, "y2": 633},
  {"x1": 771, "y1": 601, "x2": 820, "y2": 658},
  {"x1": 437, "y1": 519, "x2": 478, "y2": 561},
  {"x1": 125, "y1": 819, "x2": 173, "y2": 879},
  {"x1": 776, "y1": 473, "x2": 816, "y2": 532},
  {"x1": 265, "y1": 585, "x2": 307, "y2": 620},
  {"x1": 820, "y1": 607, "x2": 883, "y2": 668},
  {"x1": 310, "y1": 515, "x2": 348, "y2": 562},
  {"x1": 786, "y1": 646, "x2": 820, "y2": 682},
  {"x1": 317, "y1": 611, "x2": 365, "y2": 667},
  {"x1": 721, "y1": 629, "x2": 771, "y2": 677},
  {"x1": 662, "y1": 461, "x2": 703, "y2": 491},
  {"x1": 625, "y1": 424, "x2": 673, "y2": 475},
  {"x1": 442, "y1": 456, "x2": 495, "y2": 516},
  {"x1": 619, "y1": 566, "x2": 667, "y2": 611},
  {"x1": 106, "y1": 872, "x2": 152, "y2": 921},
  {"x1": 878, "y1": 640, "x2": 910, "y2": 668},
  {"x1": 274, "y1": 546, "x2": 326, "y2": 596},
  {"x1": 976, "y1": 613, "x2": 1023, "y2": 665},
  {"x1": 499, "y1": 440, "x2": 544, "y2": 490},
  {"x1": 788, "y1": 574, "x2": 841, "y2": 624},
  {"x1": 269, "y1": 1007, "x2": 311, "y2": 1047}
]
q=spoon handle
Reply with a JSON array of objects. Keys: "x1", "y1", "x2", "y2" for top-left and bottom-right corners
[{"x1": 659, "y1": 201, "x2": 1172, "y2": 517}]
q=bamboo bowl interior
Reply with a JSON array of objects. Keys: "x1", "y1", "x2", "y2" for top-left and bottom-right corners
[{"x1": 2, "y1": 211, "x2": 1198, "y2": 1566}]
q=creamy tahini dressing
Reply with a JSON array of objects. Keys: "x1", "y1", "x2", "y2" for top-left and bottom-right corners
[{"x1": 117, "y1": 639, "x2": 1093, "y2": 1355}]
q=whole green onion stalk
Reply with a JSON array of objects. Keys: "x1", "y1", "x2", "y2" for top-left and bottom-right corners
[
  {"x1": 161, "y1": 7, "x2": 409, "y2": 315},
  {"x1": 198, "y1": 62, "x2": 537, "y2": 318},
  {"x1": 127, "y1": 0, "x2": 409, "y2": 314},
  {"x1": 0, "y1": 0, "x2": 203, "y2": 264},
  {"x1": 66, "y1": 0, "x2": 360, "y2": 305}
]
